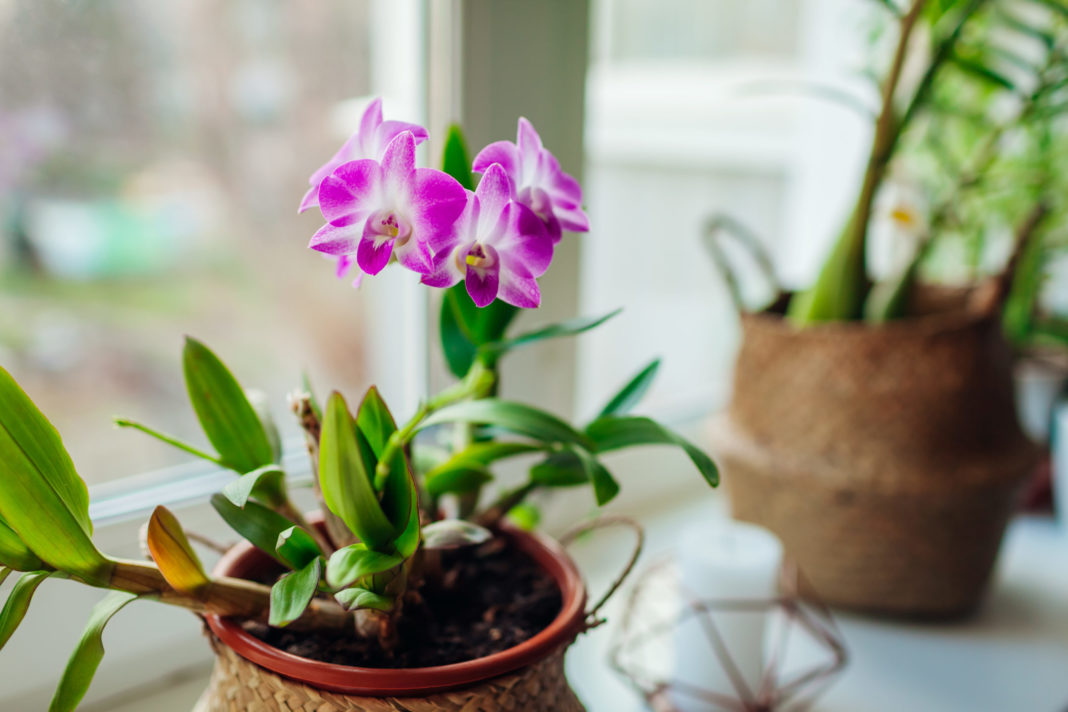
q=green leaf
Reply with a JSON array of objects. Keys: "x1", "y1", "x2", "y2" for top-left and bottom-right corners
[
  {"x1": 586, "y1": 415, "x2": 719, "y2": 487},
  {"x1": 221, "y1": 465, "x2": 286, "y2": 509},
  {"x1": 319, "y1": 393, "x2": 396, "y2": 549},
  {"x1": 446, "y1": 441, "x2": 544, "y2": 465},
  {"x1": 0, "y1": 516, "x2": 42, "y2": 571},
  {"x1": 530, "y1": 451, "x2": 589, "y2": 487},
  {"x1": 334, "y1": 586, "x2": 394, "y2": 612},
  {"x1": 50, "y1": 591, "x2": 141, "y2": 712},
  {"x1": 0, "y1": 571, "x2": 59, "y2": 651},
  {"x1": 440, "y1": 285, "x2": 481, "y2": 379},
  {"x1": 865, "y1": 250, "x2": 921, "y2": 323},
  {"x1": 951, "y1": 53, "x2": 1017, "y2": 91},
  {"x1": 441, "y1": 124, "x2": 475, "y2": 191},
  {"x1": 356, "y1": 386, "x2": 397, "y2": 458},
  {"x1": 183, "y1": 337, "x2": 275, "y2": 473},
  {"x1": 420, "y1": 399, "x2": 592, "y2": 448},
  {"x1": 505, "y1": 503, "x2": 541, "y2": 531},
  {"x1": 268, "y1": 558, "x2": 321, "y2": 627},
  {"x1": 275, "y1": 526, "x2": 323, "y2": 570},
  {"x1": 425, "y1": 459, "x2": 494, "y2": 497},
  {"x1": 571, "y1": 447, "x2": 620, "y2": 506},
  {"x1": 439, "y1": 284, "x2": 520, "y2": 378},
  {"x1": 597, "y1": 358, "x2": 661, "y2": 417},
  {"x1": 246, "y1": 389, "x2": 283, "y2": 463},
  {"x1": 145, "y1": 507, "x2": 209, "y2": 596},
  {"x1": 210, "y1": 495, "x2": 298, "y2": 566},
  {"x1": 113, "y1": 419, "x2": 224, "y2": 466},
  {"x1": 786, "y1": 212, "x2": 868, "y2": 324},
  {"x1": 325, "y1": 546, "x2": 403, "y2": 589},
  {"x1": 0, "y1": 367, "x2": 109, "y2": 583},
  {"x1": 356, "y1": 388, "x2": 418, "y2": 552},
  {"x1": 478, "y1": 309, "x2": 622, "y2": 358}
]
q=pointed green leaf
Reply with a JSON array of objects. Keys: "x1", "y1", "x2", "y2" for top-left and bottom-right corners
[
  {"x1": 325, "y1": 546, "x2": 403, "y2": 589},
  {"x1": 183, "y1": 337, "x2": 275, "y2": 473},
  {"x1": 221, "y1": 465, "x2": 286, "y2": 509},
  {"x1": 319, "y1": 393, "x2": 396, "y2": 549},
  {"x1": 246, "y1": 389, "x2": 283, "y2": 463},
  {"x1": 210, "y1": 495, "x2": 298, "y2": 566},
  {"x1": 420, "y1": 399, "x2": 592, "y2": 448},
  {"x1": 146, "y1": 507, "x2": 209, "y2": 596},
  {"x1": 269, "y1": 558, "x2": 321, "y2": 627},
  {"x1": 570, "y1": 447, "x2": 620, "y2": 506},
  {"x1": 334, "y1": 586, "x2": 394, "y2": 612},
  {"x1": 530, "y1": 451, "x2": 588, "y2": 487},
  {"x1": 425, "y1": 460, "x2": 494, "y2": 497},
  {"x1": 448, "y1": 441, "x2": 544, "y2": 465},
  {"x1": 301, "y1": 371, "x2": 323, "y2": 421},
  {"x1": 49, "y1": 591, "x2": 141, "y2": 712},
  {"x1": 0, "y1": 571, "x2": 60, "y2": 651},
  {"x1": 356, "y1": 386, "x2": 397, "y2": 458},
  {"x1": 276, "y1": 526, "x2": 323, "y2": 571},
  {"x1": 506, "y1": 503, "x2": 541, "y2": 531},
  {"x1": 0, "y1": 368, "x2": 109, "y2": 583},
  {"x1": 439, "y1": 284, "x2": 520, "y2": 378},
  {"x1": 0, "y1": 516, "x2": 42, "y2": 571},
  {"x1": 597, "y1": 358, "x2": 662, "y2": 417},
  {"x1": 441, "y1": 124, "x2": 475, "y2": 191},
  {"x1": 478, "y1": 309, "x2": 622, "y2": 358},
  {"x1": 586, "y1": 415, "x2": 719, "y2": 487}
]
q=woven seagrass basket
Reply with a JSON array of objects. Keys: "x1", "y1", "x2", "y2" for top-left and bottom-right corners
[
  {"x1": 194, "y1": 525, "x2": 596, "y2": 712},
  {"x1": 712, "y1": 290, "x2": 1037, "y2": 618}
]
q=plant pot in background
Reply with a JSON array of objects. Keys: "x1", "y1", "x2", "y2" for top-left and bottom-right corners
[
  {"x1": 711, "y1": 291, "x2": 1038, "y2": 618},
  {"x1": 196, "y1": 527, "x2": 588, "y2": 712}
]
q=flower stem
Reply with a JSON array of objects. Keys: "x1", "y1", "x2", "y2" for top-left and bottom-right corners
[{"x1": 373, "y1": 360, "x2": 496, "y2": 491}]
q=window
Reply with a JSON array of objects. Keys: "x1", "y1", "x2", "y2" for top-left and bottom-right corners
[
  {"x1": 0, "y1": 0, "x2": 426, "y2": 487},
  {"x1": 577, "y1": 0, "x2": 874, "y2": 418}
]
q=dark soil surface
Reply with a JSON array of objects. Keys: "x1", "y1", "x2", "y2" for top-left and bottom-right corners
[{"x1": 245, "y1": 538, "x2": 562, "y2": 668}]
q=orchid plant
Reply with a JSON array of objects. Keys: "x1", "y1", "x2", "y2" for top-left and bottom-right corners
[{"x1": 0, "y1": 100, "x2": 717, "y2": 711}]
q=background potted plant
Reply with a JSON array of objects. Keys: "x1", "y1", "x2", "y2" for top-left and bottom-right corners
[
  {"x1": 709, "y1": 0, "x2": 1066, "y2": 617},
  {"x1": 0, "y1": 103, "x2": 718, "y2": 711}
]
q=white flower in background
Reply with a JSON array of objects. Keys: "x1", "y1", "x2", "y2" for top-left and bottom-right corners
[{"x1": 870, "y1": 178, "x2": 929, "y2": 279}]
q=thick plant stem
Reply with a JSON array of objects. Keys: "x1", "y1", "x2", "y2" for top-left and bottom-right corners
[
  {"x1": 106, "y1": 559, "x2": 353, "y2": 632},
  {"x1": 788, "y1": 0, "x2": 928, "y2": 324}
]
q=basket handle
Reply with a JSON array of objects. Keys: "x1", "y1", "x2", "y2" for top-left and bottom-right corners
[{"x1": 560, "y1": 516, "x2": 644, "y2": 632}]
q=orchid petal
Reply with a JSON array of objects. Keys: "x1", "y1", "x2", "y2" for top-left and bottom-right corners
[
  {"x1": 395, "y1": 236, "x2": 435, "y2": 274},
  {"x1": 472, "y1": 140, "x2": 519, "y2": 182},
  {"x1": 497, "y1": 273, "x2": 541, "y2": 308},
  {"x1": 358, "y1": 98, "x2": 384, "y2": 149},
  {"x1": 357, "y1": 234, "x2": 395, "y2": 275},
  {"x1": 298, "y1": 184, "x2": 320, "y2": 214},
  {"x1": 465, "y1": 245, "x2": 501, "y2": 307},
  {"x1": 474, "y1": 164, "x2": 513, "y2": 232},
  {"x1": 309, "y1": 222, "x2": 360, "y2": 256},
  {"x1": 516, "y1": 117, "x2": 544, "y2": 182},
  {"x1": 319, "y1": 160, "x2": 381, "y2": 227},
  {"x1": 496, "y1": 203, "x2": 553, "y2": 276},
  {"x1": 380, "y1": 131, "x2": 416, "y2": 197},
  {"x1": 377, "y1": 120, "x2": 429, "y2": 154},
  {"x1": 410, "y1": 168, "x2": 468, "y2": 255}
]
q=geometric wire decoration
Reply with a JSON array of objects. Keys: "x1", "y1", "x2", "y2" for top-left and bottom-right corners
[{"x1": 609, "y1": 557, "x2": 847, "y2": 712}]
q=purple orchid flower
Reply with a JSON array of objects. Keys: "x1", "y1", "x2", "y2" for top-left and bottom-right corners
[
  {"x1": 422, "y1": 163, "x2": 553, "y2": 308},
  {"x1": 298, "y1": 97, "x2": 428, "y2": 214},
  {"x1": 310, "y1": 131, "x2": 467, "y2": 276},
  {"x1": 472, "y1": 117, "x2": 588, "y2": 243}
]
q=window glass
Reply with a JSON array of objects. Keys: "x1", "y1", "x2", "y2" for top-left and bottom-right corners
[{"x1": 0, "y1": 0, "x2": 392, "y2": 485}]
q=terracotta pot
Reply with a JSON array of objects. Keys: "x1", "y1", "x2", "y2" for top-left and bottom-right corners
[
  {"x1": 712, "y1": 294, "x2": 1037, "y2": 618},
  {"x1": 197, "y1": 526, "x2": 588, "y2": 711}
]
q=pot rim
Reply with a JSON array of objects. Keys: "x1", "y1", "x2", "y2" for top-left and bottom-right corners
[{"x1": 204, "y1": 524, "x2": 587, "y2": 696}]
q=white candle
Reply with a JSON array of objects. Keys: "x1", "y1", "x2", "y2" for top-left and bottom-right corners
[
  {"x1": 1053, "y1": 401, "x2": 1068, "y2": 533},
  {"x1": 672, "y1": 519, "x2": 783, "y2": 711}
]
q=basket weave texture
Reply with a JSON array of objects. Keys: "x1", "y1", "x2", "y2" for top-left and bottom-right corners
[
  {"x1": 196, "y1": 636, "x2": 586, "y2": 712},
  {"x1": 715, "y1": 300, "x2": 1037, "y2": 618}
]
